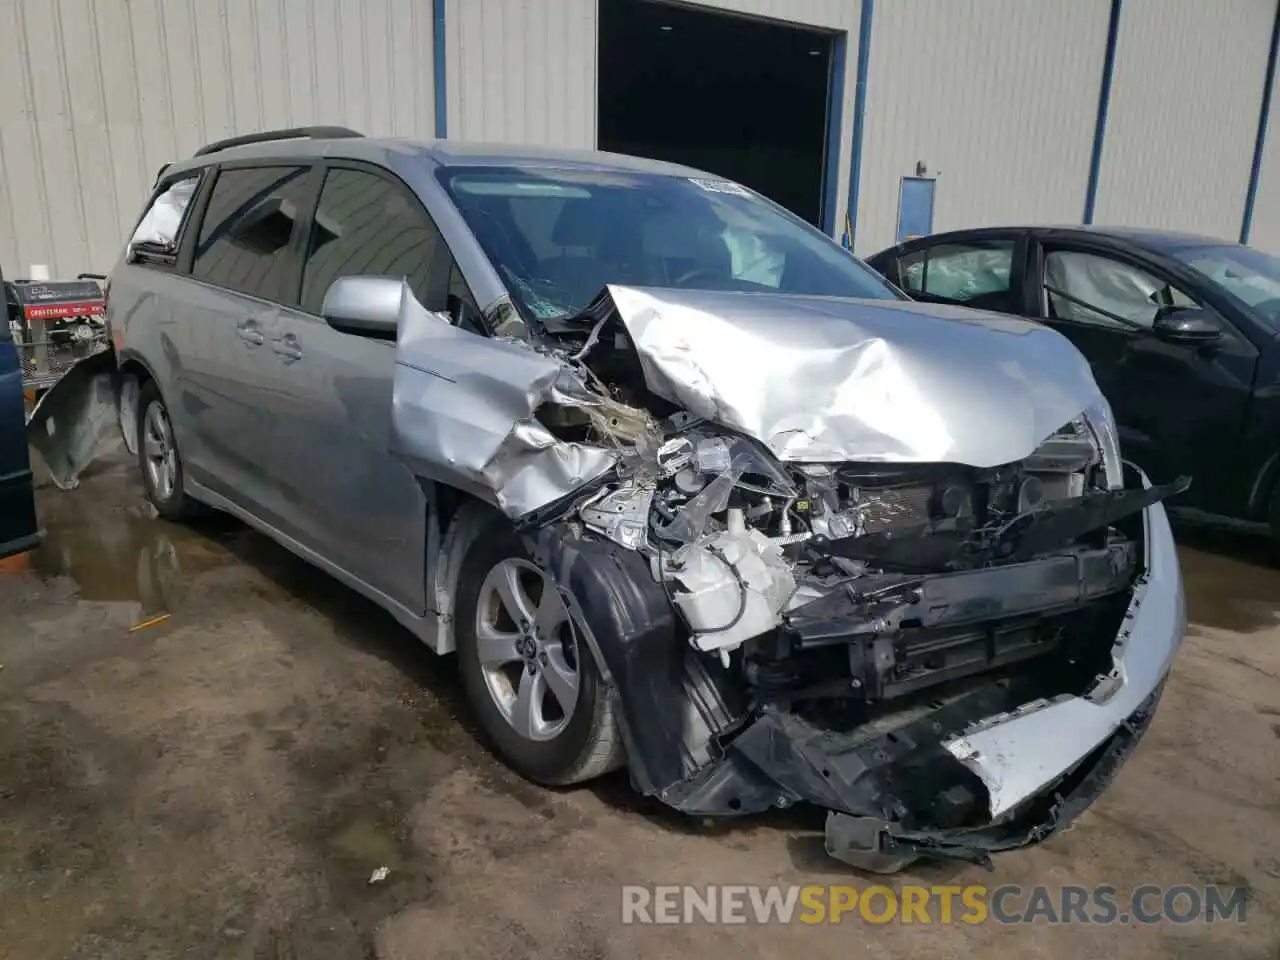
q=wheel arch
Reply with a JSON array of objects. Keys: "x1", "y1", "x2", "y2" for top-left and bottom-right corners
[
  {"x1": 425, "y1": 485, "x2": 504, "y2": 655},
  {"x1": 117, "y1": 348, "x2": 156, "y2": 386},
  {"x1": 1247, "y1": 448, "x2": 1280, "y2": 521},
  {"x1": 115, "y1": 349, "x2": 158, "y2": 457}
]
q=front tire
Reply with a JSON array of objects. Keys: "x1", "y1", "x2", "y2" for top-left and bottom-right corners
[
  {"x1": 455, "y1": 524, "x2": 624, "y2": 785},
  {"x1": 136, "y1": 381, "x2": 200, "y2": 521}
]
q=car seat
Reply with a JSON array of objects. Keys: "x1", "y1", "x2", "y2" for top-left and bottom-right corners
[{"x1": 542, "y1": 197, "x2": 646, "y2": 306}]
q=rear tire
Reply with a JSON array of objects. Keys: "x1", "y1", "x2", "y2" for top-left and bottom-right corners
[
  {"x1": 136, "y1": 380, "x2": 200, "y2": 521},
  {"x1": 455, "y1": 523, "x2": 624, "y2": 786}
]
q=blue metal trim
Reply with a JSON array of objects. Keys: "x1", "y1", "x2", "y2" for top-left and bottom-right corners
[
  {"x1": 844, "y1": 0, "x2": 873, "y2": 249},
  {"x1": 1241, "y1": 0, "x2": 1280, "y2": 244},
  {"x1": 821, "y1": 34, "x2": 847, "y2": 237},
  {"x1": 433, "y1": 0, "x2": 448, "y2": 139},
  {"x1": 1083, "y1": 0, "x2": 1122, "y2": 224}
]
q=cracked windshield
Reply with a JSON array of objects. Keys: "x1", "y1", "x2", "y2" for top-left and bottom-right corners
[{"x1": 438, "y1": 167, "x2": 902, "y2": 321}]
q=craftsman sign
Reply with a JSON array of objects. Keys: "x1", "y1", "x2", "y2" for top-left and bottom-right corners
[{"x1": 6, "y1": 280, "x2": 105, "y2": 324}]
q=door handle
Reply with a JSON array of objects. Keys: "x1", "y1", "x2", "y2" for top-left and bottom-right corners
[
  {"x1": 272, "y1": 332, "x2": 303, "y2": 363},
  {"x1": 237, "y1": 319, "x2": 264, "y2": 346}
]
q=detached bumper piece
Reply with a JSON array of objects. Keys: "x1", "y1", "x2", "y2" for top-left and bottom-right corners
[
  {"x1": 826, "y1": 682, "x2": 1165, "y2": 870},
  {"x1": 656, "y1": 677, "x2": 1164, "y2": 870}
]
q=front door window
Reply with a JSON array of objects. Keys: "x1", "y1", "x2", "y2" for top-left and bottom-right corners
[{"x1": 1042, "y1": 250, "x2": 1197, "y2": 330}]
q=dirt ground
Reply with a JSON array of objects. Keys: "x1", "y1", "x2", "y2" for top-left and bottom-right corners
[{"x1": 1, "y1": 448, "x2": 1277, "y2": 959}]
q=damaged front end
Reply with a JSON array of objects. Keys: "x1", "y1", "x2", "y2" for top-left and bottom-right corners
[
  {"x1": 31, "y1": 279, "x2": 1188, "y2": 873},
  {"x1": 404, "y1": 283, "x2": 1188, "y2": 871},
  {"x1": 532, "y1": 433, "x2": 1185, "y2": 870}
]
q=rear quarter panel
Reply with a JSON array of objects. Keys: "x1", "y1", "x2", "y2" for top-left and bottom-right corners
[{"x1": 110, "y1": 264, "x2": 209, "y2": 473}]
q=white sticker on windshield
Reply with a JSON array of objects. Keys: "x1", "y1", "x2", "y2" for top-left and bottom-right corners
[{"x1": 688, "y1": 177, "x2": 752, "y2": 197}]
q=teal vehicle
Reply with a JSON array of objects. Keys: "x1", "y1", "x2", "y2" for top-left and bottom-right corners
[{"x1": 0, "y1": 267, "x2": 39, "y2": 558}]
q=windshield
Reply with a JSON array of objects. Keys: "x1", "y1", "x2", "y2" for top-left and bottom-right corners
[
  {"x1": 1173, "y1": 244, "x2": 1280, "y2": 325},
  {"x1": 437, "y1": 166, "x2": 903, "y2": 321}
]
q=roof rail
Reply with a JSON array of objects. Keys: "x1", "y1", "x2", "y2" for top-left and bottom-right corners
[{"x1": 193, "y1": 126, "x2": 364, "y2": 158}]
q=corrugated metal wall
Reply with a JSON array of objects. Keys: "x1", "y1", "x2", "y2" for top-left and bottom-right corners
[
  {"x1": 1093, "y1": 0, "x2": 1274, "y2": 239},
  {"x1": 854, "y1": 0, "x2": 1110, "y2": 255},
  {"x1": 1248, "y1": 71, "x2": 1280, "y2": 254},
  {"x1": 0, "y1": 0, "x2": 437, "y2": 280},
  {"x1": 444, "y1": 0, "x2": 596, "y2": 147},
  {"x1": 7, "y1": 0, "x2": 1280, "y2": 280}
]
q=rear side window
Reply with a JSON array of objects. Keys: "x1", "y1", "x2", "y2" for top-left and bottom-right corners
[
  {"x1": 128, "y1": 175, "x2": 200, "y2": 263},
  {"x1": 899, "y1": 239, "x2": 1017, "y2": 312},
  {"x1": 300, "y1": 168, "x2": 444, "y2": 315},
  {"x1": 192, "y1": 166, "x2": 313, "y2": 301}
]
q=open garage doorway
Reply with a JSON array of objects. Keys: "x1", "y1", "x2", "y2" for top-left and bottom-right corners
[{"x1": 598, "y1": 0, "x2": 840, "y2": 230}]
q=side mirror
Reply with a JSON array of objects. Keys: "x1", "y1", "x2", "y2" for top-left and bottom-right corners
[
  {"x1": 1152, "y1": 306, "x2": 1221, "y2": 345},
  {"x1": 321, "y1": 276, "x2": 406, "y2": 338}
]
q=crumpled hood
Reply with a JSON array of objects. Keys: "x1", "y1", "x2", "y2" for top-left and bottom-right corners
[{"x1": 605, "y1": 285, "x2": 1104, "y2": 467}]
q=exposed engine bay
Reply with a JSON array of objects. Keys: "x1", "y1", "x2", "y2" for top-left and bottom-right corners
[
  {"x1": 520, "y1": 285, "x2": 1162, "y2": 697},
  {"x1": 573, "y1": 420, "x2": 1143, "y2": 699}
]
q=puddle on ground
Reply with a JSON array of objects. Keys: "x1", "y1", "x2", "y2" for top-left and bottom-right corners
[
  {"x1": 1177, "y1": 543, "x2": 1280, "y2": 634},
  {"x1": 26, "y1": 478, "x2": 235, "y2": 618},
  {"x1": 329, "y1": 817, "x2": 407, "y2": 872}
]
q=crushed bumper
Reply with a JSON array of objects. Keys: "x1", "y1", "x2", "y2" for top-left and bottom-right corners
[
  {"x1": 548, "y1": 463, "x2": 1185, "y2": 868},
  {"x1": 940, "y1": 485, "x2": 1183, "y2": 819},
  {"x1": 765, "y1": 469, "x2": 1182, "y2": 866},
  {"x1": 832, "y1": 679, "x2": 1167, "y2": 868}
]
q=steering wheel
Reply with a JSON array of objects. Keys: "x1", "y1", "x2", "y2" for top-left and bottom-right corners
[{"x1": 672, "y1": 265, "x2": 725, "y2": 286}]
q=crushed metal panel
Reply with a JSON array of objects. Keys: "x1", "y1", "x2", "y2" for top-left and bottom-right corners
[
  {"x1": 604, "y1": 285, "x2": 1105, "y2": 468},
  {"x1": 390, "y1": 286, "x2": 618, "y2": 518},
  {"x1": 25, "y1": 348, "x2": 120, "y2": 490}
]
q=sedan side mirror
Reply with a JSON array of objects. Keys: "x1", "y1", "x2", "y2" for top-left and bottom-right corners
[
  {"x1": 321, "y1": 276, "x2": 408, "y2": 339},
  {"x1": 1152, "y1": 306, "x2": 1221, "y2": 345}
]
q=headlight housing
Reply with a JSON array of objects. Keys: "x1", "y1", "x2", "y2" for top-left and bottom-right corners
[{"x1": 1081, "y1": 396, "x2": 1124, "y2": 490}]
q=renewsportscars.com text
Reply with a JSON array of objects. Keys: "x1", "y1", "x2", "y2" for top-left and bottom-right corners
[{"x1": 620, "y1": 884, "x2": 1249, "y2": 926}]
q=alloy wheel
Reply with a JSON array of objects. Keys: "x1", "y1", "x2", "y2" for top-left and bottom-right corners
[
  {"x1": 142, "y1": 401, "x2": 178, "y2": 502},
  {"x1": 473, "y1": 558, "x2": 580, "y2": 742}
]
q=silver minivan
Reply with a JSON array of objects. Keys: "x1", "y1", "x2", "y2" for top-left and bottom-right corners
[{"x1": 32, "y1": 127, "x2": 1190, "y2": 871}]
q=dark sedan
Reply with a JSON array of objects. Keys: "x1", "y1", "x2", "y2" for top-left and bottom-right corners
[{"x1": 868, "y1": 226, "x2": 1280, "y2": 542}]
